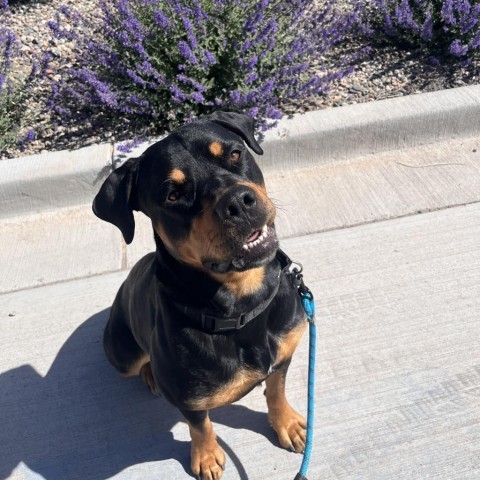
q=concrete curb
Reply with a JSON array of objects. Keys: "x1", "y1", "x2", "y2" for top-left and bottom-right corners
[
  {"x1": 1, "y1": 85, "x2": 479, "y2": 218},
  {"x1": 259, "y1": 85, "x2": 480, "y2": 173},
  {"x1": 0, "y1": 143, "x2": 113, "y2": 219},
  {"x1": 1, "y1": 85, "x2": 480, "y2": 294}
]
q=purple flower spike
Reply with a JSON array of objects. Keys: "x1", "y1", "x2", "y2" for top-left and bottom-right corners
[
  {"x1": 38, "y1": 0, "x2": 369, "y2": 145},
  {"x1": 368, "y1": 0, "x2": 479, "y2": 60}
]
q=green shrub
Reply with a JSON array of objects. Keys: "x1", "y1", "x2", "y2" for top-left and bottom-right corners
[
  {"x1": 48, "y1": 0, "x2": 363, "y2": 140},
  {"x1": 366, "y1": 0, "x2": 480, "y2": 61},
  {"x1": 0, "y1": 0, "x2": 37, "y2": 156}
]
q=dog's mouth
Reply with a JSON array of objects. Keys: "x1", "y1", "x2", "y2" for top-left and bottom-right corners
[
  {"x1": 202, "y1": 224, "x2": 278, "y2": 273},
  {"x1": 231, "y1": 224, "x2": 278, "y2": 270},
  {"x1": 242, "y1": 224, "x2": 271, "y2": 251}
]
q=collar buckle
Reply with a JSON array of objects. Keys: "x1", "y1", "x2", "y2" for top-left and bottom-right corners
[{"x1": 201, "y1": 312, "x2": 246, "y2": 332}]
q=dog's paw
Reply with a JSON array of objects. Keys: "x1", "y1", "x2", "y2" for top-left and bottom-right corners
[
  {"x1": 191, "y1": 438, "x2": 226, "y2": 480},
  {"x1": 268, "y1": 404, "x2": 307, "y2": 453}
]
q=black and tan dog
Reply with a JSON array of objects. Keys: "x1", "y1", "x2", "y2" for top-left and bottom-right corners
[{"x1": 93, "y1": 111, "x2": 307, "y2": 480}]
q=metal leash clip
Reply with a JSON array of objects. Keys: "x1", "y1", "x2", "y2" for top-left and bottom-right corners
[{"x1": 289, "y1": 262, "x2": 315, "y2": 324}]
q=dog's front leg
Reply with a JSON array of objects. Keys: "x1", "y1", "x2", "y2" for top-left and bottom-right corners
[
  {"x1": 265, "y1": 364, "x2": 307, "y2": 453},
  {"x1": 181, "y1": 409, "x2": 226, "y2": 480}
]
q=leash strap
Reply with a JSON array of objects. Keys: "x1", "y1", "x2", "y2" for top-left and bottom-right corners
[
  {"x1": 296, "y1": 296, "x2": 316, "y2": 480},
  {"x1": 288, "y1": 264, "x2": 316, "y2": 480}
]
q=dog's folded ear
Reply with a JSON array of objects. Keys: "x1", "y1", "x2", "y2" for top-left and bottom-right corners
[
  {"x1": 92, "y1": 158, "x2": 139, "y2": 244},
  {"x1": 207, "y1": 111, "x2": 264, "y2": 155}
]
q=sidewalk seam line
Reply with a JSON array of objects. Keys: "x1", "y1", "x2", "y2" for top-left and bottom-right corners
[{"x1": 281, "y1": 199, "x2": 480, "y2": 240}]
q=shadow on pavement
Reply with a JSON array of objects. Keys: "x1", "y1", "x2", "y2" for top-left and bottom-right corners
[{"x1": 0, "y1": 309, "x2": 277, "y2": 480}]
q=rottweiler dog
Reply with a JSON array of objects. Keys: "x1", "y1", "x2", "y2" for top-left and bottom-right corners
[{"x1": 93, "y1": 111, "x2": 307, "y2": 480}]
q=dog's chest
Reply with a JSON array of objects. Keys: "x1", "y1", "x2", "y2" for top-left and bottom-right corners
[{"x1": 185, "y1": 318, "x2": 306, "y2": 410}]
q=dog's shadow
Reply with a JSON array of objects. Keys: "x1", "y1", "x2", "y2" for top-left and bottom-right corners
[{"x1": 0, "y1": 309, "x2": 277, "y2": 480}]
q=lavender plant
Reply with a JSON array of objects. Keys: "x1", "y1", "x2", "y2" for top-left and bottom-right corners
[
  {"x1": 48, "y1": 0, "x2": 362, "y2": 140},
  {"x1": 0, "y1": 0, "x2": 39, "y2": 156},
  {"x1": 367, "y1": 0, "x2": 480, "y2": 60},
  {"x1": 0, "y1": 0, "x2": 21, "y2": 154}
]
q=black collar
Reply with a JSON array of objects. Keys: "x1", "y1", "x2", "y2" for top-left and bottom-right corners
[{"x1": 170, "y1": 249, "x2": 294, "y2": 333}]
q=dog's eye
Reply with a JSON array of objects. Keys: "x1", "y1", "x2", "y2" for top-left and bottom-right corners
[
  {"x1": 230, "y1": 151, "x2": 241, "y2": 162},
  {"x1": 167, "y1": 190, "x2": 181, "y2": 202}
]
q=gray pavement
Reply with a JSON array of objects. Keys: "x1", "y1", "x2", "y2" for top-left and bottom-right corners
[
  {"x1": 1, "y1": 86, "x2": 480, "y2": 479},
  {"x1": 1, "y1": 201, "x2": 480, "y2": 480},
  {"x1": 1, "y1": 86, "x2": 480, "y2": 294},
  {"x1": 2, "y1": 135, "x2": 479, "y2": 293}
]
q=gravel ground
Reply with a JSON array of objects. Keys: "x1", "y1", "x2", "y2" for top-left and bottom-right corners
[{"x1": 3, "y1": 0, "x2": 479, "y2": 159}]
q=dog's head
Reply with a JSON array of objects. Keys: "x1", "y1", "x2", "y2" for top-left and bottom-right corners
[{"x1": 93, "y1": 111, "x2": 278, "y2": 274}]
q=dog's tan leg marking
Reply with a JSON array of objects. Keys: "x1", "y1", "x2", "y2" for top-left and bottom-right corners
[
  {"x1": 140, "y1": 361, "x2": 161, "y2": 396},
  {"x1": 188, "y1": 415, "x2": 226, "y2": 480},
  {"x1": 186, "y1": 368, "x2": 265, "y2": 411},
  {"x1": 121, "y1": 353, "x2": 150, "y2": 378},
  {"x1": 265, "y1": 368, "x2": 306, "y2": 453},
  {"x1": 274, "y1": 320, "x2": 307, "y2": 368}
]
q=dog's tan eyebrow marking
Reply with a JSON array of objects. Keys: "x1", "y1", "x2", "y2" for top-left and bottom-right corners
[
  {"x1": 209, "y1": 141, "x2": 224, "y2": 157},
  {"x1": 169, "y1": 168, "x2": 186, "y2": 184}
]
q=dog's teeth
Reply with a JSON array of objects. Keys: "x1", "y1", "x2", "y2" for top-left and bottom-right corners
[{"x1": 244, "y1": 229, "x2": 270, "y2": 251}]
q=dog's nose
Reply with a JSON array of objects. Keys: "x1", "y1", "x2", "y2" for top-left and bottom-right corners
[{"x1": 216, "y1": 185, "x2": 257, "y2": 223}]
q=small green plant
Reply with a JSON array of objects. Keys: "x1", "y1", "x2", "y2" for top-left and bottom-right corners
[
  {"x1": 0, "y1": 88, "x2": 27, "y2": 155},
  {"x1": 0, "y1": 0, "x2": 37, "y2": 157}
]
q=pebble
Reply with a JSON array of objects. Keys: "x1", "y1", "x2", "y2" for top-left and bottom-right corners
[
  {"x1": 2, "y1": 0, "x2": 479, "y2": 159},
  {"x1": 308, "y1": 41, "x2": 479, "y2": 114}
]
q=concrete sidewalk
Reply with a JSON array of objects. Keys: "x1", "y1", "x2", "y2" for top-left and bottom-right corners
[
  {"x1": 1, "y1": 134, "x2": 479, "y2": 294},
  {"x1": 1, "y1": 85, "x2": 480, "y2": 479},
  {"x1": 1, "y1": 201, "x2": 480, "y2": 480},
  {"x1": 1, "y1": 86, "x2": 480, "y2": 294}
]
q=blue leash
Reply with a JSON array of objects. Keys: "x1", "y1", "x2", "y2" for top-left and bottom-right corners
[{"x1": 289, "y1": 264, "x2": 316, "y2": 480}]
